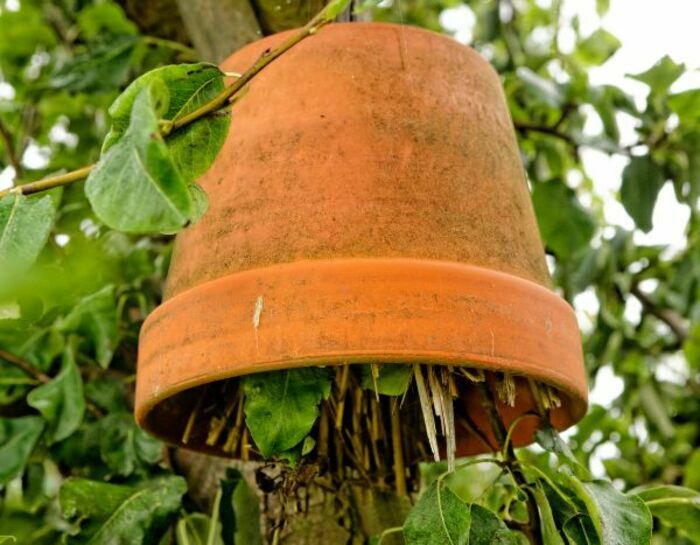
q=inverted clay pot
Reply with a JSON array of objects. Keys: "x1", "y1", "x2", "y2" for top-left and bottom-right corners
[{"x1": 135, "y1": 22, "x2": 588, "y2": 457}]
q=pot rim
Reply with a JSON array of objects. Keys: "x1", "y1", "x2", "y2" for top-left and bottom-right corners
[{"x1": 136, "y1": 258, "x2": 587, "y2": 456}]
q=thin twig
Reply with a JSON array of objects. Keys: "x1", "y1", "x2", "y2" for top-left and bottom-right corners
[
  {"x1": 0, "y1": 348, "x2": 50, "y2": 383},
  {"x1": 631, "y1": 284, "x2": 689, "y2": 343},
  {"x1": 0, "y1": 118, "x2": 23, "y2": 177},
  {"x1": 0, "y1": 0, "x2": 347, "y2": 200}
]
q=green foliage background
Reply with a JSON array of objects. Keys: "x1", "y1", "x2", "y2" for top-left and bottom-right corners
[{"x1": 0, "y1": 0, "x2": 698, "y2": 543}]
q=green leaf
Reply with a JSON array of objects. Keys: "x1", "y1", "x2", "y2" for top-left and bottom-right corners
[
  {"x1": 668, "y1": 89, "x2": 700, "y2": 120},
  {"x1": 60, "y1": 476, "x2": 186, "y2": 545},
  {"x1": 684, "y1": 449, "x2": 700, "y2": 491},
  {"x1": 104, "y1": 63, "x2": 228, "y2": 184},
  {"x1": 243, "y1": 367, "x2": 332, "y2": 457},
  {"x1": 360, "y1": 364, "x2": 413, "y2": 396},
  {"x1": 49, "y1": 36, "x2": 138, "y2": 92},
  {"x1": 634, "y1": 485, "x2": 700, "y2": 542},
  {"x1": 176, "y1": 513, "x2": 218, "y2": 545},
  {"x1": 629, "y1": 55, "x2": 685, "y2": 94},
  {"x1": 561, "y1": 477, "x2": 652, "y2": 545},
  {"x1": 77, "y1": 2, "x2": 138, "y2": 38},
  {"x1": 0, "y1": 193, "x2": 55, "y2": 285},
  {"x1": 86, "y1": 80, "x2": 196, "y2": 234},
  {"x1": 0, "y1": 6, "x2": 56, "y2": 62},
  {"x1": 531, "y1": 485, "x2": 566, "y2": 545},
  {"x1": 26, "y1": 345, "x2": 85, "y2": 443},
  {"x1": 517, "y1": 68, "x2": 565, "y2": 107},
  {"x1": 468, "y1": 504, "x2": 520, "y2": 545},
  {"x1": 596, "y1": 0, "x2": 610, "y2": 16},
  {"x1": 620, "y1": 156, "x2": 664, "y2": 233},
  {"x1": 576, "y1": 29, "x2": 621, "y2": 65},
  {"x1": 56, "y1": 286, "x2": 118, "y2": 368},
  {"x1": 0, "y1": 416, "x2": 44, "y2": 486},
  {"x1": 532, "y1": 180, "x2": 596, "y2": 258},
  {"x1": 219, "y1": 468, "x2": 262, "y2": 545},
  {"x1": 404, "y1": 481, "x2": 471, "y2": 545}
]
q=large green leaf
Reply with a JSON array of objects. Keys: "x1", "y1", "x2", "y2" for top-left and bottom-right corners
[
  {"x1": 561, "y1": 476, "x2": 652, "y2": 545},
  {"x1": 532, "y1": 180, "x2": 596, "y2": 258},
  {"x1": 0, "y1": 416, "x2": 44, "y2": 486},
  {"x1": 668, "y1": 89, "x2": 700, "y2": 121},
  {"x1": 56, "y1": 286, "x2": 118, "y2": 368},
  {"x1": 103, "y1": 63, "x2": 228, "y2": 184},
  {"x1": 243, "y1": 367, "x2": 332, "y2": 457},
  {"x1": 60, "y1": 476, "x2": 186, "y2": 545},
  {"x1": 0, "y1": 193, "x2": 55, "y2": 285},
  {"x1": 634, "y1": 485, "x2": 700, "y2": 542},
  {"x1": 403, "y1": 481, "x2": 471, "y2": 545},
  {"x1": 620, "y1": 156, "x2": 665, "y2": 233},
  {"x1": 85, "y1": 80, "x2": 195, "y2": 233},
  {"x1": 26, "y1": 345, "x2": 85, "y2": 443}
]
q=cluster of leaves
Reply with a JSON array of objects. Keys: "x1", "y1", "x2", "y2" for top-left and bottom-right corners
[
  {"x1": 0, "y1": 0, "x2": 698, "y2": 544},
  {"x1": 383, "y1": 422, "x2": 700, "y2": 544}
]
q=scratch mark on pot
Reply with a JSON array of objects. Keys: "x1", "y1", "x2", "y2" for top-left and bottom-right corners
[
  {"x1": 253, "y1": 295, "x2": 264, "y2": 354},
  {"x1": 490, "y1": 330, "x2": 495, "y2": 356}
]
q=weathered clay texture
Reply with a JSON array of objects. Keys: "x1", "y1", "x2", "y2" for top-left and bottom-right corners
[{"x1": 136, "y1": 23, "x2": 588, "y2": 456}]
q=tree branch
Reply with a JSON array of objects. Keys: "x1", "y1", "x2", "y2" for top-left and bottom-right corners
[
  {"x1": 0, "y1": 117, "x2": 23, "y2": 178},
  {"x1": 0, "y1": 349, "x2": 50, "y2": 383},
  {"x1": 0, "y1": 0, "x2": 347, "y2": 200},
  {"x1": 631, "y1": 284, "x2": 689, "y2": 344}
]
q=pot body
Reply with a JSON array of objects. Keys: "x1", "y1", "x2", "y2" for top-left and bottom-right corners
[{"x1": 136, "y1": 22, "x2": 587, "y2": 456}]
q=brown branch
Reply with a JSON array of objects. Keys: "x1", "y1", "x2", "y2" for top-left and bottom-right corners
[
  {"x1": 0, "y1": 349, "x2": 50, "y2": 383},
  {"x1": 0, "y1": 0, "x2": 348, "y2": 200},
  {"x1": 0, "y1": 165, "x2": 95, "y2": 199},
  {"x1": 514, "y1": 122, "x2": 577, "y2": 147},
  {"x1": 0, "y1": 118, "x2": 23, "y2": 178},
  {"x1": 631, "y1": 284, "x2": 689, "y2": 343}
]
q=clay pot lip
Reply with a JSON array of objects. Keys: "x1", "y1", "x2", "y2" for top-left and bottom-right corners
[
  {"x1": 136, "y1": 257, "x2": 587, "y2": 439},
  {"x1": 224, "y1": 20, "x2": 499, "y2": 78}
]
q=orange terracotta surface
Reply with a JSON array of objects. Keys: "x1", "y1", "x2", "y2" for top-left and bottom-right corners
[{"x1": 136, "y1": 22, "x2": 588, "y2": 456}]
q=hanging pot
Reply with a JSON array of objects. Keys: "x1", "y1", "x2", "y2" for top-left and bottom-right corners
[{"x1": 135, "y1": 22, "x2": 587, "y2": 457}]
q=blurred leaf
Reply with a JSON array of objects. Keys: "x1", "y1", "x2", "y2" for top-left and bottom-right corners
[
  {"x1": 243, "y1": 367, "x2": 332, "y2": 457},
  {"x1": 684, "y1": 449, "x2": 700, "y2": 491},
  {"x1": 577, "y1": 29, "x2": 621, "y2": 65},
  {"x1": 668, "y1": 89, "x2": 700, "y2": 120},
  {"x1": 60, "y1": 476, "x2": 186, "y2": 544},
  {"x1": 629, "y1": 55, "x2": 685, "y2": 94},
  {"x1": 403, "y1": 481, "x2": 470, "y2": 545},
  {"x1": 360, "y1": 364, "x2": 413, "y2": 396},
  {"x1": 516, "y1": 67, "x2": 565, "y2": 107},
  {"x1": 0, "y1": 194, "x2": 55, "y2": 286},
  {"x1": 26, "y1": 345, "x2": 85, "y2": 443},
  {"x1": 0, "y1": 6, "x2": 56, "y2": 62},
  {"x1": 56, "y1": 286, "x2": 118, "y2": 368},
  {"x1": 50, "y1": 36, "x2": 139, "y2": 92},
  {"x1": 77, "y1": 2, "x2": 138, "y2": 38},
  {"x1": 86, "y1": 80, "x2": 196, "y2": 233},
  {"x1": 0, "y1": 416, "x2": 44, "y2": 486},
  {"x1": 532, "y1": 180, "x2": 596, "y2": 258},
  {"x1": 620, "y1": 156, "x2": 664, "y2": 233},
  {"x1": 103, "y1": 63, "x2": 228, "y2": 184}
]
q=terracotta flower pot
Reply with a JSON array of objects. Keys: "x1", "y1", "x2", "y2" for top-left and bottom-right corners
[{"x1": 136, "y1": 22, "x2": 587, "y2": 457}]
